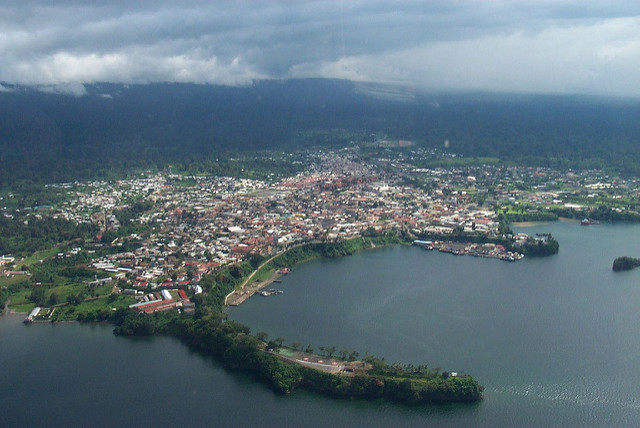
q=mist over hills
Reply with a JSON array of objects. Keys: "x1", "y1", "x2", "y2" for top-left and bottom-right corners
[{"x1": 1, "y1": 79, "x2": 639, "y2": 187}]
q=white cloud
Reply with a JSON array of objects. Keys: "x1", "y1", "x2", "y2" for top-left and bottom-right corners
[
  {"x1": 0, "y1": 1, "x2": 639, "y2": 96},
  {"x1": 2, "y1": 49, "x2": 264, "y2": 87},
  {"x1": 36, "y1": 82, "x2": 88, "y2": 97},
  {"x1": 294, "y1": 16, "x2": 640, "y2": 96}
]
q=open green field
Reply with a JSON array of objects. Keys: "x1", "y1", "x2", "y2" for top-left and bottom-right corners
[
  {"x1": 21, "y1": 247, "x2": 64, "y2": 266},
  {"x1": 0, "y1": 275, "x2": 30, "y2": 288},
  {"x1": 52, "y1": 295, "x2": 136, "y2": 321},
  {"x1": 252, "y1": 266, "x2": 276, "y2": 283},
  {"x1": 7, "y1": 289, "x2": 33, "y2": 312}
]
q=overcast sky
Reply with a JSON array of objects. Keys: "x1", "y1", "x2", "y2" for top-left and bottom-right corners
[{"x1": 1, "y1": 0, "x2": 639, "y2": 96}]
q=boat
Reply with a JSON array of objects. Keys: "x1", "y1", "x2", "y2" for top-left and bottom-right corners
[
  {"x1": 581, "y1": 218, "x2": 600, "y2": 226},
  {"x1": 260, "y1": 289, "x2": 284, "y2": 297}
]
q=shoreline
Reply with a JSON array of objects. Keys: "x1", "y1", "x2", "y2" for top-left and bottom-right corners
[
  {"x1": 511, "y1": 221, "x2": 552, "y2": 227},
  {"x1": 1, "y1": 301, "x2": 28, "y2": 317},
  {"x1": 225, "y1": 238, "x2": 402, "y2": 307},
  {"x1": 225, "y1": 269, "x2": 287, "y2": 306}
]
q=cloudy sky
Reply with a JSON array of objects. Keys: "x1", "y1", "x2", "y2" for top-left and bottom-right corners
[{"x1": 1, "y1": 0, "x2": 639, "y2": 96}]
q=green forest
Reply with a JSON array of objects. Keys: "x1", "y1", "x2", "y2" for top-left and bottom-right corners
[{"x1": 2, "y1": 81, "x2": 640, "y2": 188}]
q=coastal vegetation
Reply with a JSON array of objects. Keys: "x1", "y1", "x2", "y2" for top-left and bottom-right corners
[
  {"x1": 612, "y1": 256, "x2": 640, "y2": 272},
  {"x1": 261, "y1": 233, "x2": 406, "y2": 275},
  {"x1": 112, "y1": 309, "x2": 483, "y2": 403},
  {"x1": 499, "y1": 204, "x2": 640, "y2": 224},
  {"x1": 500, "y1": 209, "x2": 559, "y2": 223}
]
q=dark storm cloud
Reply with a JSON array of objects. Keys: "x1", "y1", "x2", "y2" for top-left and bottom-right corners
[{"x1": 1, "y1": 1, "x2": 639, "y2": 96}]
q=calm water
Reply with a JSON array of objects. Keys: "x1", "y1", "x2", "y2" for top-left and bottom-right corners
[{"x1": 3, "y1": 221, "x2": 640, "y2": 426}]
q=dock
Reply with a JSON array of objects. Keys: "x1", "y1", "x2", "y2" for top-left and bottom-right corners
[
  {"x1": 226, "y1": 270, "x2": 286, "y2": 306},
  {"x1": 413, "y1": 239, "x2": 523, "y2": 261}
]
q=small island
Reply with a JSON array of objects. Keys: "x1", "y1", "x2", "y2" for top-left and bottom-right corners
[{"x1": 612, "y1": 256, "x2": 640, "y2": 272}]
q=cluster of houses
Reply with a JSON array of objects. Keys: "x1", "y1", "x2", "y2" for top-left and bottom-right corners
[
  {"x1": 127, "y1": 288, "x2": 195, "y2": 315},
  {"x1": 73, "y1": 152, "x2": 523, "y2": 296}
]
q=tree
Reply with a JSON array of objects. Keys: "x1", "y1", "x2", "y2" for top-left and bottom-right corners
[
  {"x1": 256, "y1": 331, "x2": 268, "y2": 342},
  {"x1": 48, "y1": 292, "x2": 59, "y2": 306},
  {"x1": 29, "y1": 286, "x2": 46, "y2": 305}
]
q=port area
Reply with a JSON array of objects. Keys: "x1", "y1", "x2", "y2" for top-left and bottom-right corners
[
  {"x1": 226, "y1": 270, "x2": 287, "y2": 306},
  {"x1": 413, "y1": 240, "x2": 524, "y2": 261}
]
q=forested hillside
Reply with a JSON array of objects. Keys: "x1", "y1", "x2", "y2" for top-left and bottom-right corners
[{"x1": 1, "y1": 79, "x2": 639, "y2": 187}]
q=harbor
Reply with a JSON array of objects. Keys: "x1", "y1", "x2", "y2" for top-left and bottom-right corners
[
  {"x1": 225, "y1": 267, "x2": 290, "y2": 306},
  {"x1": 413, "y1": 240, "x2": 524, "y2": 261}
]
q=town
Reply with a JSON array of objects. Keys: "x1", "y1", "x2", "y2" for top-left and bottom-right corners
[{"x1": 3, "y1": 145, "x2": 639, "y2": 317}]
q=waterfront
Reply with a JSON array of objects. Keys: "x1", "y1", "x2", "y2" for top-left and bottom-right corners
[{"x1": 3, "y1": 221, "x2": 640, "y2": 426}]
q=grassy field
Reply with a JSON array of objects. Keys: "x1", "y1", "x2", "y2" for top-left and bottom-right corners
[
  {"x1": 252, "y1": 266, "x2": 276, "y2": 283},
  {"x1": 52, "y1": 295, "x2": 136, "y2": 321},
  {"x1": 20, "y1": 247, "x2": 64, "y2": 266},
  {"x1": 0, "y1": 275, "x2": 30, "y2": 288},
  {"x1": 8, "y1": 289, "x2": 33, "y2": 312}
]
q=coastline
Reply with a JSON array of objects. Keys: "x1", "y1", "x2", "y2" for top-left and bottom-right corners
[
  {"x1": 511, "y1": 221, "x2": 552, "y2": 227},
  {"x1": 511, "y1": 217, "x2": 582, "y2": 227},
  {"x1": 1, "y1": 299, "x2": 28, "y2": 317},
  {"x1": 225, "y1": 237, "x2": 403, "y2": 307},
  {"x1": 225, "y1": 269, "x2": 287, "y2": 306}
]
